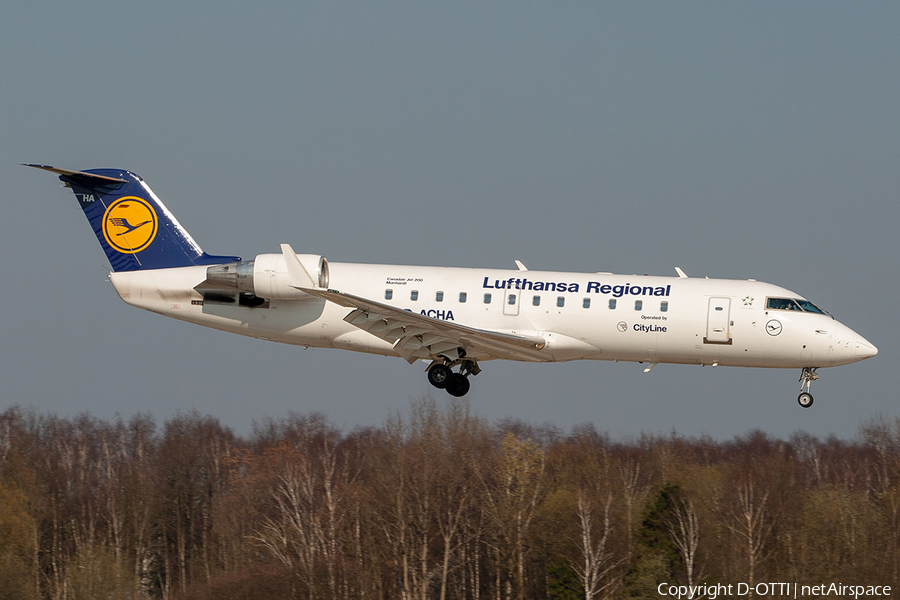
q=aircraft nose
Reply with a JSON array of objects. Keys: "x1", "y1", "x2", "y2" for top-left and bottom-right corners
[
  {"x1": 855, "y1": 333, "x2": 878, "y2": 359},
  {"x1": 833, "y1": 323, "x2": 877, "y2": 364}
]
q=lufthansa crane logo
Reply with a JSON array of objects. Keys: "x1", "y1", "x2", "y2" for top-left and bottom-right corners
[{"x1": 102, "y1": 197, "x2": 158, "y2": 254}]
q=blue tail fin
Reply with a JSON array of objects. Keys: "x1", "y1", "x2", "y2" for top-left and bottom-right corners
[{"x1": 27, "y1": 165, "x2": 240, "y2": 272}]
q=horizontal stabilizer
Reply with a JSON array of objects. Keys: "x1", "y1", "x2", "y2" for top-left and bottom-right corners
[{"x1": 24, "y1": 164, "x2": 128, "y2": 187}]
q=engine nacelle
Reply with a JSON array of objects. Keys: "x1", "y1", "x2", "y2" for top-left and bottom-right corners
[
  {"x1": 205, "y1": 253, "x2": 329, "y2": 301},
  {"x1": 252, "y1": 253, "x2": 329, "y2": 300}
]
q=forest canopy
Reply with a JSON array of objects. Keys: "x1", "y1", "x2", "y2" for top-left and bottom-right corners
[{"x1": 0, "y1": 400, "x2": 897, "y2": 600}]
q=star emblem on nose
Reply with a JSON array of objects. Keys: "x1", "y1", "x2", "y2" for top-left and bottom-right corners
[{"x1": 743, "y1": 296, "x2": 754, "y2": 306}]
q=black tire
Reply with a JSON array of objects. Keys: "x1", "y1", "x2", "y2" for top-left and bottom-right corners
[
  {"x1": 446, "y1": 373, "x2": 471, "y2": 397},
  {"x1": 798, "y1": 392, "x2": 814, "y2": 408},
  {"x1": 428, "y1": 364, "x2": 452, "y2": 389}
]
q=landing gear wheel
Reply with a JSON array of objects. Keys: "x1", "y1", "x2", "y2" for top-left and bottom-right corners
[
  {"x1": 798, "y1": 367, "x2": 819, "y2": 409},
  {"x1": 445, "y1": 373, "x2": 471, "y2": 397},
  {"x1": 427, "y1": 364, "x2": 452, "y2": 389}
]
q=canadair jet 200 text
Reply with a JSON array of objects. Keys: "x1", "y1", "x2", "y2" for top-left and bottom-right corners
[{"x1": 27, "y1": 165, "x2": 877, "y2": 407}]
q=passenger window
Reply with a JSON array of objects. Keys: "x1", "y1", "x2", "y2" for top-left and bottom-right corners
[
  {"x1": 385, "y1": 289, "x2": 393, "y2": 300},
  {"x1": 660, "y1": 301, "x2": 668, "y2": 312},
  {"x1": 410, "y1": 290, "x2": 419, "y2": 301},
  {"x1": 608, "y1": 299, "x2": 617, "y2": 310},
  {"x1": 484, "y1": 293, "x2": 492, "y2": 304},
  {"x1": 436, "y1": 291, "x2": 443, "y2": 302},
  {"x1": 634, "y1": 300, "x2": 642, "y2": 311},
  {"x1": 507, "y1": 294, "x2": 516, "y2": 305},
  {"x1": 533, "y1": 296, "x2": 541, "y2": 306},
  {"x1": 557, "y1": 297, "x2": 565, "y2": 308},
  {"x1": 583, "y1": 298, "x2": 591, "y2": 309},
  {"x1": 459, "y1": 292, "x2": 467, "y2": 303}
]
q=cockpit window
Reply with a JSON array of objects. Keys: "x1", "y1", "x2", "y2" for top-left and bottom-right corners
[
  {"x1": 767, "y1": 297, "x2": 830, "y2": 316},
  {"x1": 766, "y1": 298, "x2": 801, "y2": 311},
  {"x1": 795, "y1": 299, "x2": 829, "y2": 315}
]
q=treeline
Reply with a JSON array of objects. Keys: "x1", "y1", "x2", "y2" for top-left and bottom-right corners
[{"x1": 0, "y1": 400, "x2": 899, "y2": 600}]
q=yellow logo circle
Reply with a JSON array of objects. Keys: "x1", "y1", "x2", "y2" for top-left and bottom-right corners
[{"x1": 102, "y1": 197, "x2": 158, "y2": 254}]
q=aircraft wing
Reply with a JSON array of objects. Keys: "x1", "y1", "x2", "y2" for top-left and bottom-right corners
[{"x1": 299, "y1": 287, "x2": 550, "y2": 363}]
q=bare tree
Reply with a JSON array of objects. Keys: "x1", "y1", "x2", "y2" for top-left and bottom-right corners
[
  {"x1": 573, "y1": 491, "x2": 620, "y2": 600},
  {"x1": 479, "y1": 432, "x2": 547, "y2": 600},
  {"x1": 618, "y1": 456, "x2": 649, "y2": 560},
  {"x1": 253, "y1": 448, "x2": 321, "y2": 598},
  {"x1": 727, "y1": 478, "x2": 774, "y2": 594},
  {"x1": 667, "y1": 496, "x2": 703, "y2": 589}
]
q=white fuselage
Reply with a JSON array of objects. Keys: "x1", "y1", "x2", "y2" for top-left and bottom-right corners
[{"x1": 108, "y1": 259, "x2": 877, "y2": 370}]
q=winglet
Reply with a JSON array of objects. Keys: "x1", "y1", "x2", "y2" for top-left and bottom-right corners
[
  {"x1": 281, "y1": 244, "x2": 317, "y2": 288},
  {"x1": 674, "y1": 267, "x2": 688, "y2": 278},
  {"x1": 515, "y1": 260, "x2": 528, "y2": 271}
]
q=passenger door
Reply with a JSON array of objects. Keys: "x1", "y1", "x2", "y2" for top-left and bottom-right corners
[{"x1": 705, "y1": 297, "x2": 732, "y2": 344}]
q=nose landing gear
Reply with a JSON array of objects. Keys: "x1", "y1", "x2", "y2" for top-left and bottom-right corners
[
  {"x1": 798, "y1": 367, "x2": 819, "y2": 408},
  {"x1": 426, "y1": 356, "x2": 480, "y2": 397}
]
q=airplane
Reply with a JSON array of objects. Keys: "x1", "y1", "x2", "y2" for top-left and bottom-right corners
[{"x1": 26, "y1": 165, "x2": 878, "y2": 408}]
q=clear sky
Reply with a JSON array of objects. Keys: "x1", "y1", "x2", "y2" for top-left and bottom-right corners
[{"x1": 1, "y1": 2, "x2": 897, "y2": 440}]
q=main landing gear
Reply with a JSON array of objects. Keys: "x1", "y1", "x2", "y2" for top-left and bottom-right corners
[
  {"x1": 426, "y1": 356, "x2": 480, "y2": 397},
  {"x1": 798, "y1": 367, "x2": 819, "y2": 408}
]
